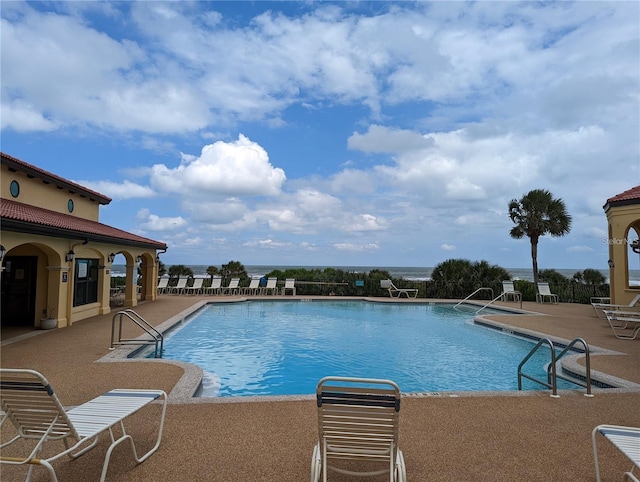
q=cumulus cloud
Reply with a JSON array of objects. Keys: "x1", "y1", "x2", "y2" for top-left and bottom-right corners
[
  {"x1": 150, "y1": 135, "x2": 286, "y2": 197},
  {"x1": 135, "y1": 208, "x2": 187, "y2": 231}
]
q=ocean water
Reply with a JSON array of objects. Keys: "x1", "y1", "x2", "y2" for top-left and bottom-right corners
[{"x1": 111, "y1": 264, "x2": 640, "y2": 284}]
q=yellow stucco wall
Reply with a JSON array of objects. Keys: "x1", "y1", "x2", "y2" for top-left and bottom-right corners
[
  {"x1": 1, "y1": 164, "x2": 101, "y2": 221},
  {"x1": 1, "y1": 231, "x2": 160, "y2": 328},
  {"x1": 605, "y1": 203, "x2": 640, "y2": 305}
]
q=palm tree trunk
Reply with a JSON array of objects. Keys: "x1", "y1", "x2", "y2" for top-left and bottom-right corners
[{"x1": 531, "y1": 239, "x2": 539, "y2": 288}]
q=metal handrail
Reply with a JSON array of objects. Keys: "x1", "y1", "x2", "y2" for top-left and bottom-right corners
[
  {"x1": 518, "y1": 338, "x2": 559, "y2": 397},
  {"x1": 453, "y1": 287, "x2": 494, "y2": 310},
  {"x1": 518, "y1": 337, "x2": 593, "y2": 398},
  {"x1": 476, "y1": 290, "x2": 522, "y2": 313},
  {"x1": 110, "y1": 309, "x2": 164, "y2": 358},
  {"x1": 549, "y1": 337, "x2": 593, "y2": 397}
]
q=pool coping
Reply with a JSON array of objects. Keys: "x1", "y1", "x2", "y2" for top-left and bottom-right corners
[{"x1": 97, "y1": 298, "x2": 640, "y2": 403}]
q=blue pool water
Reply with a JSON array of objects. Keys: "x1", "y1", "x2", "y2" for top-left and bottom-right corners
[{"x1": 158, "y1": 301, "x2": 577, "y2": 397}]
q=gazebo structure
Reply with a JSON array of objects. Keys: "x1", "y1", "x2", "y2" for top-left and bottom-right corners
[
  {"x1": 603, "y1": 185, "x2": 640, "y2": 305},
  {"x1": 0, "y1": 152, "x2": 167, "y2": 330}
]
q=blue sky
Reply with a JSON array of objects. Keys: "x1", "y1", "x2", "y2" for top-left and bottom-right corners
[{"x1": 2, "y1": 1, "x2": 639, "y2": 269}]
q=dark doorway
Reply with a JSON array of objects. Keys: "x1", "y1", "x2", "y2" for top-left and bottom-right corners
[{"x1": 1, "y1": 256, "x2": 38, "y2": 326}]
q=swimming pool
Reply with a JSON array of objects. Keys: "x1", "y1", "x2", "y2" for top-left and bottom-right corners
[{"x1": 158, "y1": 300, "x2": 578, "y2": 397}]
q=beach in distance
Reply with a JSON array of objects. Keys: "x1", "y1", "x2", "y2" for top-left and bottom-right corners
[{"x1": 111, "y1": 264, "x2": 640, "y2": 284}]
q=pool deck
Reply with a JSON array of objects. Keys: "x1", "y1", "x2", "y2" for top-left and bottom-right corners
[{"x1": 2, "y1": 295, "x2": 639, "y2": 481}]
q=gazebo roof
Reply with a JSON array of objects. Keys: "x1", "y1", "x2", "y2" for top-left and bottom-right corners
[{"x1": 604, "y1": 186, "x2": 640, "y2": 211}]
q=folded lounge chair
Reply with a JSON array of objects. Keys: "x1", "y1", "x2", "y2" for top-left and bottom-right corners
[
  {"x1": 311, "y1": 376, "x2": 406, "y2": 482},
  {"x1": 536, "y1": 282, "x2": 558, "y2": 304},
  {"x1": 282, "y1": 278, "x2": 296, "y2": 296},
  {"x1": 592, "y1": 293, "x2": 640, "y2": 318},
  {"x1": 380, "y1": 280, "x2": 418, "y2": 299},
  {"x1": 500, "y1": 280, "x2": 522, "y2": 302},
  {"x1": 0, "y1": 368, "x2": 167, "y2": 482},
  {"x1": 592, "y1": 424, "x2": 640, "y2": 482}
]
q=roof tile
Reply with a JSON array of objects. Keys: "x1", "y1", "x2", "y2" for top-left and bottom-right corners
[{"x1": 1, "y1": 198, "x2": 166, "y2": 249}]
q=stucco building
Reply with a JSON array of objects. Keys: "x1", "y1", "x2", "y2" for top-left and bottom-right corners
[
  {"x1": 0, "y1": 152, "x2": 167, "y2": 329},
  {"x1": 604, "y1": 185, "x2": 640, "y2": 305}
]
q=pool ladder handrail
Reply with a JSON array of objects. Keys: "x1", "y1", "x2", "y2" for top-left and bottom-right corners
[
  {"x1": 517, "y1": 337, "x2": 592, "y2": 398},
  {"x1": 453, "y1": 287, "x2": 494, "y2": 311},
  {"x1": 110, "y1": 309, "x2": 164, "y2": 358},
  {"x1": 476, "y1": 290, "x2": 522, "y2": 313}
]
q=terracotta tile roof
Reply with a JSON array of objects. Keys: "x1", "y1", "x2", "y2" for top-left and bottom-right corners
[
  {"x1": 604, "y1": 186, "x2": 640, "y2": 209},
  {"x1": 1, "y1": 198, "x2": 166, "y2": 249},
  {"x1": 1, "y1": 152, "x2": 111, "y2": 204}
]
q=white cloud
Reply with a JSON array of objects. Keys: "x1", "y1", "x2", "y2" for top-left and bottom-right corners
[
  {"x1": 441, "y1": 244, "x2": 456, "y2": 251},
  {"x1": 150, "y1": 135, "x2": 286, "y2": 197},
  {"x1": 333, "y1": 243, "x2": 380, "y2": 252},
  {"x1": 78, "y1": 180, "x2": 156, "y2": 200},
  {"x1": 135, "y1": 208, "x2": 187, "y2": 231},
  {"x1": 0, "y1": 100, "x2": 57, "y2": 132}
]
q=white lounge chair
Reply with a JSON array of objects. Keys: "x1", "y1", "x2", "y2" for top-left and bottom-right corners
[
  {"x1": 500, "y1": 280, "x2": 522, "y2": 302},
  {"x1": 204, "y1": 276, "x2": 222, "y2": 295},
  {"x1": 282, "y1": 278, "x2": 296, "y2": 296},
  {"x1": 243, "y1": 277, "x2": 261, "y2": 295},
  {"x1": 0, "y1": 368, "x2": 167, "y2": 482},
  {"x1": 168, "y1": 276, "x2": 188, "y2": 295},
  {"x1": 380, "y1": 279, "x2": 418, "y2": 298},
  {"x1": 262, "y1": 277, "x2": 278, "y2": 295},
  {"x1": 221, "y1": 277, "x2": 240, "y2": 295},
  {"x1": 592, "y1": 293, "x2": 640, "y2": 318},
  {"x1": 592, "y1": 424, "x2": 640, "y2": 482},
  {"x1": 602, "y1": 310, "x2": 640, "y2": 339},
  {"x1": 156, "y1": 277, "x2": 169, "y2": 294},
  {"x1": 536, "y1": 282, "x2": 558, "y2": 303},
  {"x1": 311, "y1": 376, "x2": 406, "y2": 482},
  {"x1": 185, "y1": 277, "x2": 204, "y2": 295}
]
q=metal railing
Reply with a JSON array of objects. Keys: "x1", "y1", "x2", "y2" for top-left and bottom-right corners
[
  {"x1": 476, "y1": 290, "x2": 522, "y2": 313},
  {"x1": 518, "y1": 337, "x2": 592, "y2": 397},
  {"x1": 110, "y1": 309, "x2": 164, "y2": 358},
  {"x1": 453, "y1": 287, "x2": 494, "y2": 310}
]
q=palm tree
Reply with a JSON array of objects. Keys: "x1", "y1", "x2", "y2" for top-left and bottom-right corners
[{"x1": 508, "y1": 189, "x2": 572, "y2": 288}]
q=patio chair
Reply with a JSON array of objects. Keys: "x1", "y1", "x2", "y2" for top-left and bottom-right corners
[
  {"x1": 311, "y1": 376, "x2": 406, "y2": 482},
  {"x1": 168, "y1": 276, "x2": 188, "y2": 295},
  {"x1": 602, "y1": 310, "x2": 640, "y2": 340},
  {"x1": 156, "y1": 277, "x2": 169, "y2": 295},
  {"x1": 185, "y1": 277, "x2": 204, "y2": 295},
  {"x1": 592, "y1": 293, "x2": 640, "y2": 318},
  {"x1": 204, "y1": 276, "x2": 222, "y2": 295},
  {"x1": 282, "y1": 278, "x2": 296, "y2": 296},
  {"x1": 536, "y1": 282, "x2": 558, "y2": 303},
  {"x1": 262, "y1": 277, "x2": 278, "y2": 295},
  {"x1": 221, "y1": 277, "x2": 240, "y2": 295},
  {"x1": 243, "y1": 276, "x2": 261, "y2": 295},
  {"x1": 592, "y1": 424, "x2": 640, "y2": 482},
  {"x1": 380, "y1": 279, "x2": 418, "y2": 299},
  {"x1": 0, "y1": 368, "x2": 167, "y2": 482},
  {"x1": 500, "y1": 280, "x2": 522, "y2": 302}
]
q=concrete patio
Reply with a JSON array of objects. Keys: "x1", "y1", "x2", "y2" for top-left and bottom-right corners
[{"x1": 1, "y1": 295, "x2": 639, "y2": 481}]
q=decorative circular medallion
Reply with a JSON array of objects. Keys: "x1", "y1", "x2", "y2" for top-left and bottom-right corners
[
  {"x1": 67, "y1": 199, "x2": 74, "y2": 213},
  {"x1": 10, "y1": 180, "x2": 20, "y2": 198}
]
